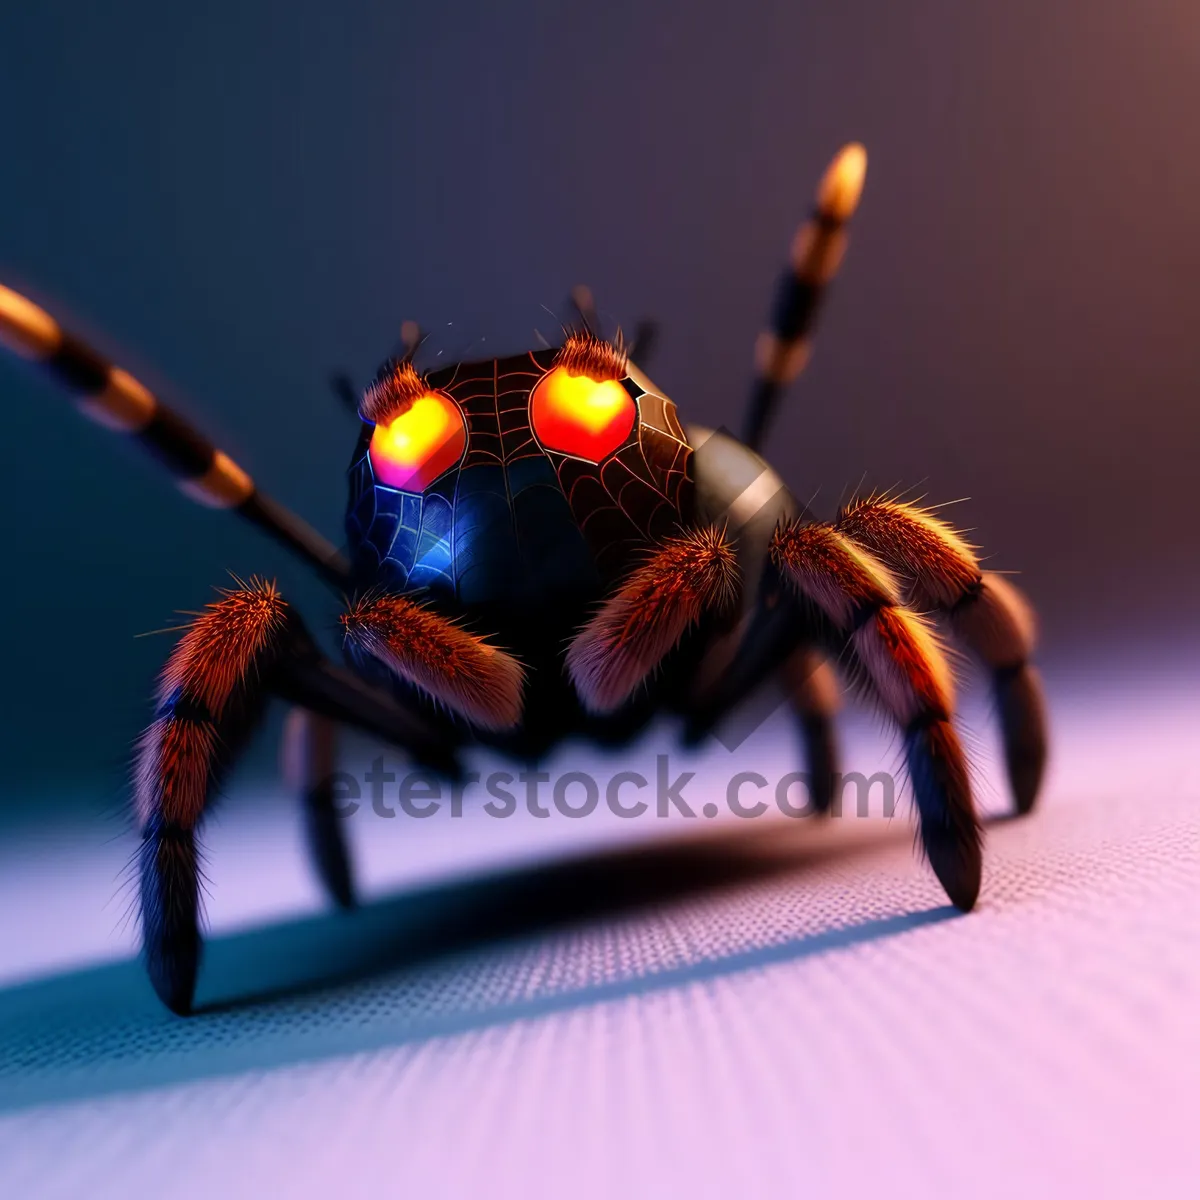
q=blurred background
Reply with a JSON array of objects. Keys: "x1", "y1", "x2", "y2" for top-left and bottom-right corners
[
  {"x1": 3, "y1": 7, "x2": 1200, "y2": 1197},
  {"x1": 0, "y1": 0, "x2": 1197, "y2": 801}
]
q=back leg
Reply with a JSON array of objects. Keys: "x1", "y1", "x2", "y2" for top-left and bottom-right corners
[
  {"x1": 837, "y1": 498, "x2": 1048, "y2": 814},
  {"x1": 770, "y1": 520, "x2": 982, "y2": 911},
  {"x1": 780, "y1": 645, "x2": 841, "y2": 815},
  {"x1": 281, "y1": 709, "x2": 355, "y2": 908}
]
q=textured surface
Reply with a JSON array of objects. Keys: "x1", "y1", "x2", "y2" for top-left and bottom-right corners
[{"x1": 1, "y1": 666, "x2": 1198, "y2": 1198}]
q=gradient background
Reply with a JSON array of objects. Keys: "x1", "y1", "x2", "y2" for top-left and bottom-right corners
[
  {"x1": 1, "y1": 0, "x2": 1198, "y2": 802},
  {"x1": 3, "y1": 7, "x2": 1200, "y2": 1197}
]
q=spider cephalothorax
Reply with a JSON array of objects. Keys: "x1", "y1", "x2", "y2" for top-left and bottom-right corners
[
  {"x1": 340, "y1": 330, "x2": 723, "y2": 753},
  {"x1": 347, "y1": 332, "x2": 694, "y2": 620},
  {"x1": 0, "y1": 143, "x2": 1049, "y2": 1014}
]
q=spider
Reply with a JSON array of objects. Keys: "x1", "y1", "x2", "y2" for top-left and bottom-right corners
[{"x1": 0, "y1": 144, "x2": 1048, "y2": 1015}]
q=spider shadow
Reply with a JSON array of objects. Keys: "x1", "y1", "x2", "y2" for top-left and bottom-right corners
[
  {"x1": 0, "y1": 819, "x2": 962, "y2": 1111},
  {"x1": 194, "y1": 820, "x2": 944, "y2": 1015}
]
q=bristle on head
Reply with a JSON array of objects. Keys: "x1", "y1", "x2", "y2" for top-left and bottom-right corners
[
  {"x1": 342, "y1": 593, "x2": 524, "y2": 731},
  {"x1": 361, "y1": 359, "x2": 430, "y2": 424},
  {"x1": 555, "y1": 330, "x2": 628, "y2": 381},
  {"x1": 567, "y1": 527, "x2": 739, "y2": 714}
]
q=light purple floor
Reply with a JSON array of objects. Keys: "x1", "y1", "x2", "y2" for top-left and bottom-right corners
[{"x1": 1, "y1": 661, "x2": 1197, "y2": 1198}]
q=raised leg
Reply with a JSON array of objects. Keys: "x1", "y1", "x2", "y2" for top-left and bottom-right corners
[
  {"x1": 837, "y1": 498, "x2": 1048, "y2": 814},
  {"x1": 0, "y1": 281, "x2": 350, "y2": 588},
  {"x1": 281, "y1": 708, "x2": 355, "y2": 908},
  {"x1": 742, "y1": 143, "x2": 867, "y2": 450},
  {"x1": 770, "y1": 520, "x2": 982, "y2": 910}
]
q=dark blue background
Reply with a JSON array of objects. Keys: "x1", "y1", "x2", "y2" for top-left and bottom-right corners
[{"x1": 1, "y1": 0, "x2": 1197, "y2": 802}]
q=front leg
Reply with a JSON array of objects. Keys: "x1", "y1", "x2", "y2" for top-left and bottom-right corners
[
  {"x1": 136, "y1": 580, "x2": 288, "y2": 1013},
  {"x1": 137, "y1": 579, "x2": 457, "y2": 1014},
  {"x1": 771, "y1": 520, "x2": 982, "y2": 911}
]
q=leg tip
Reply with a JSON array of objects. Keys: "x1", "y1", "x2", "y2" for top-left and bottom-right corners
[
  {"x1": 924, "y1": 826, "x2": 982, "y2": 912},
  {"x1": 328, "y1": 877, "x2": 358, "y2": 911},
  {"x1": 905, "y1": 720, "x2": 982, "y2": 912},
  {"x1": 304, "y1": 802, "x2": 358, "y2": 910},
  {"x1": 146, "y1": 948, "x2": 199, "y2": 1016},
  {"x1": 1009, "y1": 767, "x2": 1043, "y2": 817},
  {"x1": 139, "y1": 820, "x2": 202, "y2": 1015},
  {"x1": 997, "y1": 665, "x2": 1049, "y2": 818}
]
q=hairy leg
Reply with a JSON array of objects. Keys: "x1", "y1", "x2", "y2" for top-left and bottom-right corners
[
  {"x1": 837, "y1": 498, "x2": 1048, "y2": 814},
  {"x1": 770, "y1": 520, "x2": 981, "y2": 910},
  {"x1": 136, "y1": 580, "x2": 288, "y2": 1013},
  {"x1": 137, "y1": 579, "x2": 457, "y2": 1014},
  {"x1": 342, "y1": 593, "x2": 526, "y2": 732},
  {"x1": 565, "y1": 527, "x2": 738, "y2": 714}
]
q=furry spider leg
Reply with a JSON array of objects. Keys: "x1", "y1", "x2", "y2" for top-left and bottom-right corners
[
  {"x1": 837, "y1": 498, "x2": 1048, "y2": 814},
  {"x1": 564, "y1": 527, "x2": 740, "y2": 714},
  {"x1": 138, "y1": 579, "x2": 457, "y2": 1014},
  {"x1": 770, "y1": 519, "x2": 982, "y2": 910},
  {"x1": 0, "y1": 281, "x2": 472, "y2": 942}
]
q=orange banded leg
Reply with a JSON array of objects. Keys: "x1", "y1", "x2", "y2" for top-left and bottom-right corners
[
  {"x1": 137, "y1": 580, "x2": 457, "y2": 1013},
  {"x1": 770, "y1": 520, "x2": 982, "y2": 910},
  {"x1": 0, "y1": 282, "x2": 349, "y2": 586},
  {"x1": 742, "y1": 143, "x2": 867, "y2": 450},
  {"x1": 136, "y1": 581, "x2": 290, "y2": 1013},
  {"x1": 837, "y1": 498, "x2": 1048, "y2": 814}
]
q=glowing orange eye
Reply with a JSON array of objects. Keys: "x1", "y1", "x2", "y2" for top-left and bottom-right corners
[
  {"x1": 368, "y1": 392, "x2": 466, "y2": 491},
  {"x1": 529, "y1": 367, "x2": 636, "y2": 461}
]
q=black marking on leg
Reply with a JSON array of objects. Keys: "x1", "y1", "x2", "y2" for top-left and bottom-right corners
[
  {"x1": 770, "y1": 271, "x2": 821, "y2": 342},
  {"x1": 139, "y1": 816, "x2": 201, "y2": 1016},
  {"x1": 154, "y1": 686, "x2": 213, "y2": 726},
  {"x1": 45, "y1": 332, "x2": 110, "y2": 394},
  {"x1": 135, "y1": 405, "x2": 216, "y2": 480},
  {"x1": 904, "y1": 720, "x2": 982, "y2": 912}
]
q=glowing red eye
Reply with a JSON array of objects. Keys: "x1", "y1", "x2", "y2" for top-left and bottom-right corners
[
  {"x1": 368, "y1": 392, "x2": 466, "y2": 491},
  {"x1": 529, "y1": 366, "x2": 636, "y2": 461}
]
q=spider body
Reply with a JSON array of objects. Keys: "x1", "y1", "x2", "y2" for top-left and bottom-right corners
[
  {"x1": 0, "y1": 144, "x2": 1050, "y2": 1015},
  {"x1": 342, "y1": 345, "x2": 725, "y2": 758},
  {"x1": 346, "y1": 349, "x2": 689, "y2": 643}
]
